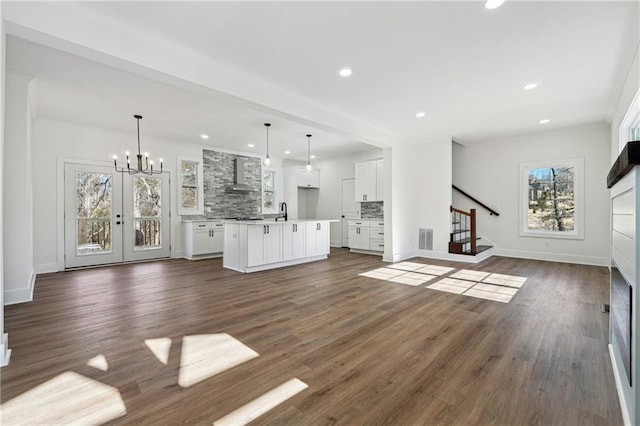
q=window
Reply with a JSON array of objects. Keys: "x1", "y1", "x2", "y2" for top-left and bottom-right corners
[
  {"x1": 262, "y1": 169, "x2": 278, "y2": 214},
  {"x1": 519, "y1": 158, "x2": 584, "y2": 239},
  {"x1": 177, "y1": 157, "x2": 204, "y2": 215}
]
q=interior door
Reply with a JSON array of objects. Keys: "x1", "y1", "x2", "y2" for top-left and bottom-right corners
[
  {"x1": 122, "y1": 173, "x2": 171, "y2": 262},
  {"x1": 64, "y1": 163, "x2": 124, "y2": 268},
  {"x1": 341, "y1": 178, "x2": 358, "y2": 247}
]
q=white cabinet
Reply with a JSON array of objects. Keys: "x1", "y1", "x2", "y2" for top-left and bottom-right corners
[
  {"x1": 297, "y1": 169, "x2": 320, "y2": 188},
  {"x1": 348, "y1": 220, "x2": 384, "y2": 253},
  {"x1": 348, "y1": 220, "x2": 370, "y2": 250},
  {"x1": 369, "y1": 220, "x2": 385, "y2": 252},
  {"x1": 282, "y1": 222, "x2": 306, "y2": 261},
  {"x1": 376, "y1": 159, "x2": 384, "y2": 201},
  {"x1": 305, "y1": 221, "x2": 330, "y2": 257},
  {"x1": 184, "y1": 221, "x2": 224, "y2": 259},
  {"x1": 247, "y1": 224, "x2": 282, "y2": 266},
  {"x1": 355, "y1": 159, "x2": 383, "y2": 202}
]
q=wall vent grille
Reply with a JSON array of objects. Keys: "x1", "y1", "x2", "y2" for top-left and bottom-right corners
[{"x1": 418, "y1": 228, "x2": 433, "y2": 250}]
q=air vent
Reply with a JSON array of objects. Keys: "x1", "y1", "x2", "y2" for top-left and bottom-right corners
[{"x1": 418, "y1": 228, "x2": 433, "y2": 250}]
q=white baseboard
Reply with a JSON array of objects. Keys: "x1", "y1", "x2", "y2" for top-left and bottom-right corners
[
  {"x1": 35, "y1": 262, "x2": 60, "y2": 274},
  {"x1": 609, "y1": 343, "x2": 631, "y2": 426},
  {"x1": 416, "y1": 249, "x2": 492, "y2": 264},
  {"x1": 330, "y1": 240, "x2": 341, "y2": 247},
  {"x1": 391, "y1": 250, "x2": 418, "y2": 263},
  {"x1": 0, "y1": 333, "x2": 11, "y2": 367},
  {"x1": 494, "y1": 248, "x2": 608, "y2": 266},
  {"x1": 4, "y1": 269, "x2": 36, "y2": 305}
]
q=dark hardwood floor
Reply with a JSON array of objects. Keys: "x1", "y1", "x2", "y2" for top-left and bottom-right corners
[{"x1": 1, "y1": 249, "x2": 622, "y2": 425}]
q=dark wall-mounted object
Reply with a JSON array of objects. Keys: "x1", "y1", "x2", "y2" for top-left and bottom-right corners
[{"x1": 607, "y1": 141, "x2": 640, "y2": 188}]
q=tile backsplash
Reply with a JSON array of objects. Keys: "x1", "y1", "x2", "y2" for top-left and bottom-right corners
[{"x1": 361, "y1": 201, "x2": 383, "y2": 218}]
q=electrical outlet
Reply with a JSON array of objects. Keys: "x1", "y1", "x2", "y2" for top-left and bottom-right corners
[{"x1": 544, "y1": 240, "x2": 550, "y2": 247}]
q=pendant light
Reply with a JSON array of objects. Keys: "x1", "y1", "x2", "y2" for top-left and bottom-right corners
[
  {"x1": 113, "y1": 115, "x2": 163, "y2": 175},
  {"x1": 306, "y1": 134, "x2": 312, "y2": 171},
  {"x1": 263, "y1": 123, "x2": 272, "y2": 167}
]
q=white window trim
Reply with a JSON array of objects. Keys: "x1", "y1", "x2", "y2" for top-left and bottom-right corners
[
  {"x1": 518, "y1": 157, "x2": 584, "y2": 240},
  {"x1": 262, "y1": 167, "x2": 280, "y2": 214},
  {"x1": 177, "y1": 156, "x2": 204, "y2": 216}
]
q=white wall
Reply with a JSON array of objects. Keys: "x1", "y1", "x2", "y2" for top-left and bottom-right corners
[
  {"x1": 3, "y1": 73, "x2": 35, "y2": 305},
  {"x1": 31, "y1": 118, "x2": 266, "y2": 271},
  {"x1": 453, "y1": 125, "x2": 611, "y2": 266},
  {"x1": 415, "y1": 139, "x2": 453, "y2": 255},
  {"x1": 1, "y1": 0, "x2": 12, "y2": 366}
]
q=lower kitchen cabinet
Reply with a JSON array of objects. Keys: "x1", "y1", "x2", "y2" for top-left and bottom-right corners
[
  {"x1": 247, "y1": 224, "x2": 282, "y2": 266},
  {"x1": 305, "y1": 221, "x2": 330, "y2": 257},
  {"x1": 224, "y1": 220, "x2": 332, "y2": 273},
  {"x1": 184, "y1": 221, "x2": 224, "y2": 259},
  {"x1": 348, "y1": 220, "x2": 370, "y2": 250},
  {"x1": 348, "y1": 219, "x2": 384, "y2": 254},
  {"x1": 282, "y1": 222, "x2": 306, "y2": 261}
]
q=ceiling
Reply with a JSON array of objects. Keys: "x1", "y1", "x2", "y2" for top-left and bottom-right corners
[{"x1": 5, "y1": 1, "x2": 637, "y2": 160}]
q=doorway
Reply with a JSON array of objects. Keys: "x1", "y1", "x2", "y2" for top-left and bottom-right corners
[
  {"x1": 64, "y1": 162, "x2": 171, "y2": 268},
  {"x1": 341, "y1": 178, "x2": 358, "y2": 247}
]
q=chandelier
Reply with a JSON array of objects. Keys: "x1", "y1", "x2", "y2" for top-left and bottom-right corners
[{"x1": 113, "y1": 115, "x2": 163, "y2": 175}]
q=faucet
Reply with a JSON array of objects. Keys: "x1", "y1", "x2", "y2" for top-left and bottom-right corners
[{"x1": 280, "y1": 202, "x2": 288, "y2": 221}]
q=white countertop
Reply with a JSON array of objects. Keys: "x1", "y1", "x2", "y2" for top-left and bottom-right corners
[{"x1": 232, "y1": 219, "x2": 339, "y2": 225}]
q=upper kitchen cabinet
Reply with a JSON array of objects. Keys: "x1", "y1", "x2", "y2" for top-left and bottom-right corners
[
  {"x1": 355, "y1": 159, "x2": 383, "y2": 202},
  {"x1": 297, "y1": 169, "x2": 320, "y2": 188},
  {"x1": 177, "y1": 157, "x2": 204, "y2": 215}
]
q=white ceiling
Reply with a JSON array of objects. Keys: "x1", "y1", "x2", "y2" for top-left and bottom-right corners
[{"x1": 5, "y1": 1, "x2": 637, "y2": 159}]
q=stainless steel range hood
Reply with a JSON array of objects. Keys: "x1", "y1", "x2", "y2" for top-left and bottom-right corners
[{"x1": 226, "y1": 157, "x2": 253, "y2": 192}]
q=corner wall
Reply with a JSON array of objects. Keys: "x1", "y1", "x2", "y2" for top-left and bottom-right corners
[
  {"x1": 453, "y1": 125, "x2": 611, "y2": 266},
  {"x1": 3, "y1": 72, "x2": 35, "y2": 305}
]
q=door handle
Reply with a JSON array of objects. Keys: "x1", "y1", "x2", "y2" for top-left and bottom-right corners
[
  {"x1": 116, "y1": 221, "x2": 121, "y2": 225},
  {"x1": 267, "y1": 225, "x2": 270, "y2": 234}
]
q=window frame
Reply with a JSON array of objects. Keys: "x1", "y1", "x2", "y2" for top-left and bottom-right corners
[
  {"x1": 518, "y1": 157, "x2": 584, "y2": 240},
  {"x1": 261, "y1": 167, "x2": 279, "y2": 214},
  {"x1": 177, "y1": 156, "x2": 204, "y2": 216}
]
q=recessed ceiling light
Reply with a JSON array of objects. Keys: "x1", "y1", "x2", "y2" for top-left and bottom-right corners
[
  {"x1": 338, "y1": 67, "x2": 352, "y2": 77},
  {"x1": 200, "y1": 134, "x2": 209, "y2": 139},
  {"x1": 310, "y1": 155, "x2": 316, "y2": 159},
  {"x1": 485, "y1": 0, "x2": 505, "y2": 9},
  {"x1": 248, "y1": 143, "x2": 255, "y2": 148},
  {"x1": 539, "y1": 119, "x2": 550, "y2": 124},
  {"x1": 284, "y1": 150, "x2": 291, "y2": 154},
  {"x1": 416, "y1": 112, "x2": 426, "y2": 118},
  {"x1": 523, "y1": 83, "x2": 537, "y2": 90}
]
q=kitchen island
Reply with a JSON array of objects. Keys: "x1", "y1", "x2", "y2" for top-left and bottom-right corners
[{"x1": 223, "y1": 219, "x2": 334, "y2": 273}]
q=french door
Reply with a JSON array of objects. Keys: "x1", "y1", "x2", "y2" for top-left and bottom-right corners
[{"x1": 64, "y1": 163, "x2": 171, "y2": 268}]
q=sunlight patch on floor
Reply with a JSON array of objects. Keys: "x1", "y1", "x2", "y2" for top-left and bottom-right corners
[
  {"x1": 0, "y1": 371, "x2": 126, "y2": 424},
  {"x1": 178, "y1": 333, "x2": 259, "y2": 388},
  {"x1": 87, "y1": 354, "x2": 109, "y2": 371},
  {"x1": 213, "y1": 378, "x2": 308, "y2": 426},
  {"x1": 145, "y1": 337, "x2": 172, "y2": 365},
  {"x1": 360, "y1": 263, "x2": 527, "y2": 304}
]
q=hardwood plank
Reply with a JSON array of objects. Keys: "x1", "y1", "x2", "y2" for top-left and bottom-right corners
[{"x1": 0, "y1": 250, "x2": 622, "y2": 425}]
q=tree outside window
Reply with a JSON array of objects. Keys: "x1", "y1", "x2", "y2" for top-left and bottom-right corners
[
  {"x1": 520, "y1": 158, "x2": 584, "y2": 239},
  {"x1": 262, "y1": 169, "x2": 277, "y2": 213}
]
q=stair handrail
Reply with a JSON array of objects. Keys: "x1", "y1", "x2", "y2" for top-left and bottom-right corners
[{"x1": 452, "y1": 185, "x2": 500, "y2": 216}]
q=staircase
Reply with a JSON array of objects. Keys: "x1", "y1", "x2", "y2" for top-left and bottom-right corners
[{"x1": 449, "y1": 206, "x2": 493, "y2": 256}]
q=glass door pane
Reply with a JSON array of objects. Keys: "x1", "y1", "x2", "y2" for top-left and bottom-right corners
[
  {"x1": 132, "y1": 176, "x2": 162, "y2": 250},
  {"x1": 64, "y1": 163, "x2": 123, "y2": 268},
  {"x1": 75, "y1": 172, "x2": 113, "y2": 255}
]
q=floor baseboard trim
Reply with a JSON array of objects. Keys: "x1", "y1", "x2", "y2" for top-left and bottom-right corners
[
  {"x1": 0, "y1": 333, "x2": 11, "y2": 367},
  {"x1": 34, "y1": 263, "x2": 59, "y2": 274},
  {"x1": 609, "y1": 343, "x2": 631, "y2": 425},
  {"x1": 494, "y1": 249, "x2": 608, "y2": 266},
  {"x1": 416, "y1": 249, "x2": 492, "y2": 264},
  {"x1": 392, "y1": 250, "x2": 417, "y2": 263}
]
